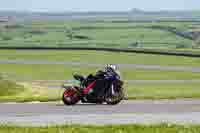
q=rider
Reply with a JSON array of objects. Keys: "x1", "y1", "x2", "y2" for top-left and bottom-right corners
[
  {"x1": 95, "y1": 64, "x2": 121, "y2": 80},
  {"x1": 85, "y1": 64, "x2": 121, "y2": 100}
]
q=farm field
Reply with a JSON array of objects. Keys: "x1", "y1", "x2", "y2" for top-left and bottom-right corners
[{"x1": 0, "y1": 20, "x2": 199, "y2": 50}]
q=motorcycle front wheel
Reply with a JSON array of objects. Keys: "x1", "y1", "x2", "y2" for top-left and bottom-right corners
[
  {"x1": 105, "y1": 90, "x2": 124, "y2": 105},
  {"x1": 105, "y1": 96, "x2": 123, "y2": 105}
]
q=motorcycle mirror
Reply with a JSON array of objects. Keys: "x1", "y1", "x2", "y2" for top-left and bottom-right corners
[{"x1": 72, "y1": 72, "x2": 77, "y2": 76}]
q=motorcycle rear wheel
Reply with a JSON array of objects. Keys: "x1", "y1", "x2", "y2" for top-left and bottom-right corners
[{"x1": 62, "y1": 87, "x2": 81, "y2": 105}]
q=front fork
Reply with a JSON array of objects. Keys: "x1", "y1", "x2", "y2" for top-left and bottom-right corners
[{"x1": 111, "y1": 83, "x2": 115, "y2": 95}]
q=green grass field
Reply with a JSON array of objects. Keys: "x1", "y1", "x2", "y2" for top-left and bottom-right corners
[
  {"x1": 1, "y1": 64, "x2": 200, "y2": 80},
  {"x1": 0, "y1": 20, "x2": 198, "y2": 49},
  {"x1": 1, "y1": 78, "x2": 200, "y2": 102},
  {"x1": 1, "y1": 124, "x2": 200, "y2": 133},
  {"x1": 125, "y1": 82, "x2": 200, "y2": 99},
  {"x1": 1, "y1": 50, "x2": 200, "y2": 67}
]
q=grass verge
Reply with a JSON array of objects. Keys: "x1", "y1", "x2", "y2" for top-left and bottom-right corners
[
  {"x1": 1, "y1": 50, "x2": 200, "y2": 67},
  {"x1": 125, "y1": 82, "x2": 200, "y2": 99},
  {"x1": 2, "y1": 81, "x2": 200, "y2": 102},
  {"x1": 0, "y1": 81, "x2": 63, "y2": 103},
  {"x1": 0, "y1": 79, "x2": 25, "y2": 97},
  {"x1": 1, "y1": 64, "x2": 200, "y2": 80},
  {"x1": 0, "y1": 124, "x2": 200, "y2": 133}
]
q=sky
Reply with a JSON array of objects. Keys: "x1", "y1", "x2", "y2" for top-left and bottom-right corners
[{"x1": 0, "y1": 0, "x2": 199, "y2": 12}]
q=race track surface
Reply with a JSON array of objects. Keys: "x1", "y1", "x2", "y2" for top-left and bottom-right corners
[{"x1": 1, "y1": 99, "x2": 200, "y2": 126}]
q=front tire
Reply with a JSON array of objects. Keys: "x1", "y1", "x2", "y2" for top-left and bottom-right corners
[
  {"x1": 105, "y1": 86, "x2": 124, "y2": 105},
  {"x1": 105, "y1": 96, "x2": 123, "y2": 105},
  {"x1": 62, "y1": 87, "x2": 81, "y2": 105}
]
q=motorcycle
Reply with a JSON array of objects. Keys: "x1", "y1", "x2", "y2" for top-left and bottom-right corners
[{"x1": 62, "y1": 70, "x2": 124, "y2": 105}]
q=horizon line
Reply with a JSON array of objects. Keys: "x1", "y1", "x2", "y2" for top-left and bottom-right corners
[{"x1": 0, "y1": 9, "x2": 199, "y2": 13}]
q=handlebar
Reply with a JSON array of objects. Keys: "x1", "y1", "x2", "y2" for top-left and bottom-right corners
[{"x1": 73, "y1": 74, "x2": 85, "y2": 82}]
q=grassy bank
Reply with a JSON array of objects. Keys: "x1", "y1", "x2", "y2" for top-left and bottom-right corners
[
  {"x1": 0, "y1": 79, "x2": 25, "y2": 97},
  {"x1": 0, "y1": 79, "x2": 62, "y2": 102},
  {"x1": 1, "y1": 124, "x2": 200, "y2": 133}
]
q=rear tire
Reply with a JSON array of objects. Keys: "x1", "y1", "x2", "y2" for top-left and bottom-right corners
[{"x1": 62, "y1": 87, "x2": 81, "y2": 105}]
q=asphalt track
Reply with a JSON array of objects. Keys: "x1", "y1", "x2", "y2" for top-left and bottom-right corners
[
  {"x1": 1, "y1": 59, "x2": 200, "y2": 72},
  {"x1": 1, "y1": 99, "x2": 200, "y2": 126}
]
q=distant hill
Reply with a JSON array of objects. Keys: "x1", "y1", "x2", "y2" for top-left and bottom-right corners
[
  {"x1": 130, "y1": 8, "x2": 200, "y2": 16},
  {"x1": 0, "y1": 9, "x2": 199, "y2": 22}
]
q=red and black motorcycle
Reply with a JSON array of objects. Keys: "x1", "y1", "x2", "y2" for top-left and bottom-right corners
[{"x1": 62, "y1": 69, "x2": 124, "y2": 105}]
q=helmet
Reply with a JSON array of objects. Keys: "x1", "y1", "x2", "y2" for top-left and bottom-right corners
[{"x1": 105, "y1": 64, "x2": 118, "y2": 72}]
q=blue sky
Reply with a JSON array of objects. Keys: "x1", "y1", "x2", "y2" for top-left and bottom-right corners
[{"x1": 0, "y1": 0, "x2": 199, "y2": 12}]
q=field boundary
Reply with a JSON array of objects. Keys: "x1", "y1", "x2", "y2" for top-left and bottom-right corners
[{"x1": 1, "y1": 47, "x2": 200, "y2": 57}]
